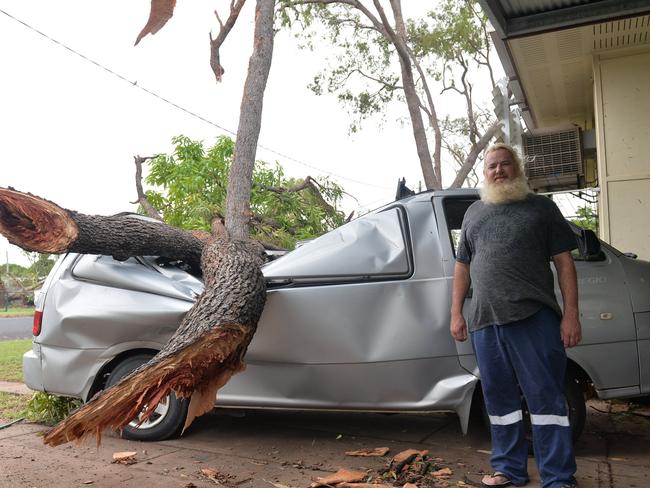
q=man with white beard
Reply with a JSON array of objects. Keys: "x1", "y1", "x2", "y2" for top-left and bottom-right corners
[{"x1": 450, "y1": 143, "x2": 581, "y2": 488}]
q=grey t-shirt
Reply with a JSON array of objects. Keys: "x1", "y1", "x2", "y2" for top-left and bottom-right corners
[{"x1": 456, "y1": 193, "x2": 577, "y2": 331}]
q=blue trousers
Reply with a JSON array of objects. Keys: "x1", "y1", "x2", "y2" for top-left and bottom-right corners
[{"x1": 472, "y1": 307, "x2": 577, "y2": 488}]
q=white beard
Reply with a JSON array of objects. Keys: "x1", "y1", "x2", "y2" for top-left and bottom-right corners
[{"x1": 481, "y1": 174, "x2": 531, "y2": 205}]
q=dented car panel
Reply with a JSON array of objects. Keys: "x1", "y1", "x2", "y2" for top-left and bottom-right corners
[{"x1": 22, "y1": 189, "x2": 650, "y2": 436}]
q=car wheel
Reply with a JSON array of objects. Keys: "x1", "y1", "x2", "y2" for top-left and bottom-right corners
[{"x1": 106, "y1": 354, "x2": 189, "y2": 442}]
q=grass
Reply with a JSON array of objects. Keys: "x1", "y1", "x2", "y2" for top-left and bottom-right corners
[
  {"x1": 0, "y1": 339, "x2": 81, "y2": 424},
  {"x1": 0, "y1": 339, "x2": 32, "y2": 382},
  {"x1": 0, "y1": 307, "x2": 34, "y2": 318},
  {"x1": 0, "y1": 391, "x2": 30, "y2": 422}
]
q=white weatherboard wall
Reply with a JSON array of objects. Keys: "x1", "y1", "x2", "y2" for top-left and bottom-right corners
[{"x1": 594, "y1": 47, "x2": 650, "y2": 260}]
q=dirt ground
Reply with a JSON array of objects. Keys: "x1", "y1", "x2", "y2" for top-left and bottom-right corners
[{"x1": 1, "y1": 399, "x2": 649, "y2": 488}]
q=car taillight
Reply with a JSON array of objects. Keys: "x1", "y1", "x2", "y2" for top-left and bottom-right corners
[{"x1": 33, "y1": 310, "x2": 43, "y2": 336}]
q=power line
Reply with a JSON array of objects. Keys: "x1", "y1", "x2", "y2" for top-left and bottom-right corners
[{"x1": 0, "y1": 7, "x2": 391, "y2": 191}]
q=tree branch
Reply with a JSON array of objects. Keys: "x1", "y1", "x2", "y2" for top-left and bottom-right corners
[
  {"x1": 449, "y1": 121, "x2": 500, "y2": 189},
  {"x1": 209, "y1": 0, "x2": 247, "y2": 82},
  {"x1": 325, "y1": 15, "x2": 380, "y2": 33},
  {"x1": 261, "y1": 176, "x2": 338, "y2": 216},
  {"x1": 225, "y1": 0, "x2": 275, "y2": 239},
  {"x1": 355, "y1": 68, "x2": 401, "y2": 89},
  {"x1": 408, "y1": 45, "x2": 442, "y2": 188},
  {"x1": 133, "y1": 155, "x2": 164, "y2": 221}
]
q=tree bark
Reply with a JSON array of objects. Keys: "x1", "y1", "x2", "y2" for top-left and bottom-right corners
[
  {"x1": 0, "y1": 188, "x2": 204, "y2": 271},
  {"x1": 225, "y1": 0, "x2": 275, "y2": 239},
  {"x1": 133, "y1": 155, "x2": 164, "y2": 221},
  {"x1": 377, "y1": 0, "x2": 439, "y2": 190}
]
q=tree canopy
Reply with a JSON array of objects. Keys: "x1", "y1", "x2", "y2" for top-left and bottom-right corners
[
  {"x1": 144, "y1": 135, "x2": 346, "y2": 249},
  {"x1": 284, "y1": 0, "x2": 500, "y2": 189}
]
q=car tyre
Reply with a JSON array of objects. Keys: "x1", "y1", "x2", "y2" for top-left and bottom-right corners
[
  {"x1": 106, "y1": 354, "x2": 189, "y2": 442},
  {"x1": 564, "y1": 372, "x2": 586, "y2": 443}
]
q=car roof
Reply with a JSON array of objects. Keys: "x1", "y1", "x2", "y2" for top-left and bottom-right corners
[{"x1": 377, "y1": 187, "x2": 480, "y2": 211}]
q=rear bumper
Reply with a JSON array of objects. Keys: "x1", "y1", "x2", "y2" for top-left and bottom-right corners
[{"x1": 22, "y1": 343, "x2": 44, "y2": 392}]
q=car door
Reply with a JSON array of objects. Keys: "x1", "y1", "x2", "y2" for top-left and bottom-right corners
[
  {"x1": 567, "y1": 235, "x2": 640, "y2": 396},
  {"x1": 432, "y1": 194, "x2": 480, "y2": 375},
  {"x1": 216, "y1": 198, "x2": 476, "y2": 412}
]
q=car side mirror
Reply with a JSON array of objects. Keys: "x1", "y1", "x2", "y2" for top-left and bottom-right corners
[{"x1": 580, "y1": 229, "x2": 605, "y2": 261}]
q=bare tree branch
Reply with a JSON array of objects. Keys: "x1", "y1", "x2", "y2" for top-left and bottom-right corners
[
  {"x1": 352, "y1": 68, "x2": 402, "y2": 90},
  {"x1": 329, "y1": 67, "x2": 400, "y2": 93},
  {"x1": 133, "y1": 155, "x2": 164, "y2": 221},
  {"x1": 449, "y1": 121, "x2": 500, "y2": 188},
  {"x1": 209, "y1": 0, "x2": 247, "y2": 83},
  {"x1": 469, "y1": 1, "x2": 496, "y2": 89}
]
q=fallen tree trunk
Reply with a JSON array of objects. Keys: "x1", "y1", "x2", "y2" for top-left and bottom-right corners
[
  {"x1": 0, "y1": 188, "x2": 267, "y2": 446},
  {"x1": 0, "y1": 188, "x2": 205, "y2": 271}
]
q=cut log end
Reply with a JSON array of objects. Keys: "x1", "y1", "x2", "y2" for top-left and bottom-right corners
[
  {"x1": 42, "y1": 323, "x2": 253, "y2": 447},
  {"x1": 0, "y1": 188, "x2": 78, "y2": 254}
]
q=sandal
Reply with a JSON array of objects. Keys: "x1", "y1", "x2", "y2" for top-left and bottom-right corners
[{"x1": 481, "y1": 472, "x2": 513, "y2": 487}]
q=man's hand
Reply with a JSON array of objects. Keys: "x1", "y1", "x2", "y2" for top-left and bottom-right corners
[
  {"x1": 451, "y1": 313, "x2": 468, "y2": 342},
  {"x1": 560, "y1": 315, "x2": 582, "y2": 348},
  {"x1": 451, "y1": 262, "x2": 471, "y2": 342},
  {"x1": 553, "y1": 251, "x2": 581, "y2": 348}
]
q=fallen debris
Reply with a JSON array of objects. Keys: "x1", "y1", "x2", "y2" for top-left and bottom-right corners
[
  {"x1": 389, "y1": 449, "x2": 428, "y2": 473},
  {"x1": 336, "y1": 483, "x2": 392, "y2": 488},
  {"x1": 112, "y1": 451, "x2": 137, "y2": 465},
  {"x1": 311, "y1": 468, "x2": 368, "y2": 487},
  {"x1": 431, "y1": 468, "x2": 452, "y2": 479},
  {"x1": 345, "y1": 447, "x2": 390, "y2": 457},
  {"x1": 201, "y1": 467, "x2": 235, "y2": 485}
]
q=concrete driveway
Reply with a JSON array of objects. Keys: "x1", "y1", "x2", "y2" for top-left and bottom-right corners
[{"x1": 1, "y1": 400, "x2": 648, "y2": 487}]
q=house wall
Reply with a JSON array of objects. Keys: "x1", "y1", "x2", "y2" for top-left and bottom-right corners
[{"x1": 593, "y1": 47, "x2": 650, "y2": 259}]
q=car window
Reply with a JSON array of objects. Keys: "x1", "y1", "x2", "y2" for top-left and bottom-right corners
[
  {"x1": 442, "y1": 198, "x2": 477, "y2": 258},
  {"x1": 568, "y1": 224, "x2": 608, "y2": 261},
  {"x1": 263, "y1": 207, "x2": 411, "y2": 281}
]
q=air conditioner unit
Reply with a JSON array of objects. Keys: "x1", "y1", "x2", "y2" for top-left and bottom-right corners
[{"x1": 522, "y1": 127, "x2": 584, "y2": 192}]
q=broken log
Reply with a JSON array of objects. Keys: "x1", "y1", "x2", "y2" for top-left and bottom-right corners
[
  {"x1": 0, "y1": 188, "x2": 267, "y2": 445},
  {"x1": 0, "y1": 187, "x2": 205, "y2": 271}
]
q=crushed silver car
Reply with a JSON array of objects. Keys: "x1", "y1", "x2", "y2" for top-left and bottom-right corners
[{"x1": 23, "y1": 189, "x2": 650, "y2": 441}]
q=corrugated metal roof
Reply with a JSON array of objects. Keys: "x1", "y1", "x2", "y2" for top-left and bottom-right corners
[{"x1": 501, "y1": 0, "x2": 596, "y2": 17}]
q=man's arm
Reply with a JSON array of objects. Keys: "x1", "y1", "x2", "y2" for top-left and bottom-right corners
[
  {"x1": 450, "y1": 261, "x2": 471, "y2": 342},
  {"x1": 552, "y1": 251, "x2": 582, "y2": 348}
]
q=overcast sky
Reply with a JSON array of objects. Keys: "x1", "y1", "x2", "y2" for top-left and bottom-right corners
[{"x1": 0, "y1": 1, "x2": 499, "y2": 266}]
